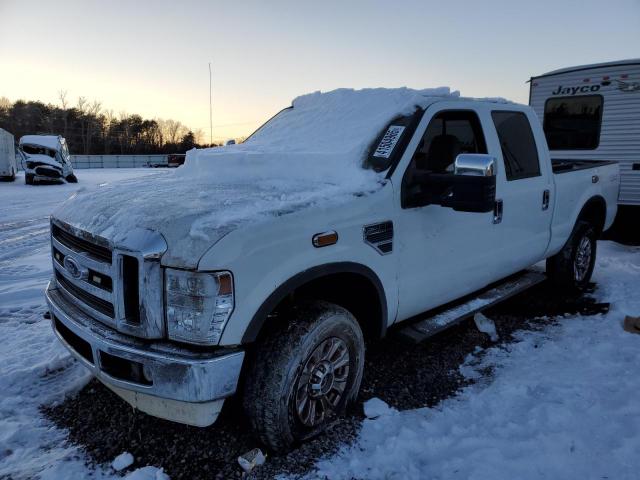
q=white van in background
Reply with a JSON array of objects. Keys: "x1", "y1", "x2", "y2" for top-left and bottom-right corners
[
  {"x1": 0, "y1": 128, "x2": 17, "y2": 181},
  {"x1": 529, "y1": 59, "x2": 640, "y2": 206},
  {"x1": 19, "y1": 135, "x2": 77, "y2": 185}
]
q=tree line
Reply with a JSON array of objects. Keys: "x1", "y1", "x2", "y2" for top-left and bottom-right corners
[{"x1": 0, "y1": 92, "x2": 216, "y2": 155}]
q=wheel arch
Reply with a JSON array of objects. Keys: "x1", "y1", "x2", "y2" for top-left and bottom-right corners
[
  {"x1": 241, "y1": 262, "x2": 388, "y2": 344},
  {"x1": 576, "y1": 195, "x2": 607, "y2": 235}
]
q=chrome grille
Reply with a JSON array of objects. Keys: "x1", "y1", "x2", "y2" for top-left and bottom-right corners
[{"x1": 50, "y1": 219, "x2": 167, "y2": 339}]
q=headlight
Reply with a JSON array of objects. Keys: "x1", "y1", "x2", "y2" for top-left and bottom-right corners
[
  {"x1": 165, "y1": 269, "x2": 234, "y2": 345},
  {"x1": 26, "y1": 161, "x2": 35, "y2": 169}
]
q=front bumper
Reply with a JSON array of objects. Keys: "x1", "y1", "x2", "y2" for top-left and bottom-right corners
[{"x1": 46, "y1": 281, "x2": 245, "y2": 426}]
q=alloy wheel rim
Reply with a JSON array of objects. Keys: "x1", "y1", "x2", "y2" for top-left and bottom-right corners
[
  {"x1": 574, "y1": 236, "x2": 592, "y2": 282},
  {"x1": 295, "y1": 337, "x2": 350, "y2": 427}
]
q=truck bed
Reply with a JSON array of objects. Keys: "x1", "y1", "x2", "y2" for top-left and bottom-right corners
[{"x1": 552, "y1": 158, "x2": 618, "y2": 174}]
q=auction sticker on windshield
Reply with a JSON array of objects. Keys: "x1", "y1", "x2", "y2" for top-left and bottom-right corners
[{"x1": 373, "y1": 125, "x2": 405, "y2": 158}]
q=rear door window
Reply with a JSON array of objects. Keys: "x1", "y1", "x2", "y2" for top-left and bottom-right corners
[
  {"x1": 491, "y1": 111, "x2": 541, "y2": 181},
  {"x1": 543, "y1": 95, "x2": 603, "y2": 150}
]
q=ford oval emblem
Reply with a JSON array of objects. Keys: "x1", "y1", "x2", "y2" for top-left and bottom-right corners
[{"x1": 63, "y1": 256, "x2": 82, "y2": 279}]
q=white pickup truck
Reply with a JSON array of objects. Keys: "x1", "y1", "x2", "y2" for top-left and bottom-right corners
[{"x1": 45, "y1": 89, "x2": 619, "y2": 452}]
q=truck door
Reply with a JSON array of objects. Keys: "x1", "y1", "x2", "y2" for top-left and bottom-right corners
[
  {"x1": 487, "y1": 109, "x2": 553, "y2": 270},
  {"x1": 394, "y1": 106, "x2": 508, "y2": 321}
]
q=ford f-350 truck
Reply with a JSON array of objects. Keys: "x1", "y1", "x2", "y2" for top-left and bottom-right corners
[{"x1": 45, "y1": 88, "x2": 619, "y2": 451}]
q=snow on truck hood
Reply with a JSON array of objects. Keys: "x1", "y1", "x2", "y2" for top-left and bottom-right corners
[{"x1": 53, "y1": 87, "x2": 457, "y2": 268}]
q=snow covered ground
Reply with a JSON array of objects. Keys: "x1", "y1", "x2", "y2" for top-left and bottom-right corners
[
  {"x1": 306, "y1": 242, "x2": 640, "y2": 480},
  {"x1": 0, "y1": 170, "x2": 170, "y2": 480},
  {"x1": 1, "y1": 168, "x2": 639, "y2": 480}
]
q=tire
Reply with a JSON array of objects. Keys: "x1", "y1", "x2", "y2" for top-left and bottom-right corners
[
  {"x1": 65, "y1": 174, "x2": 78, "y2": 183},
  {"x1": 243, "y1": 300, "x2": 365, "y2": 452},
  {"x1": 546, "y1": 220, "x2": 597, "y2": 291},
  {"x1": 25, "y1": 174, "x2": 34, "y2": 185}
]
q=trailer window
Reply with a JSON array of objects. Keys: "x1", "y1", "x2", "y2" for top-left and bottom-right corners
[
  {"x1": 491, "y1": 111, "x2": 540, "y2": 181},
  {"x1": 543, "y1": 95, "x2": 603, "y2": 150}
]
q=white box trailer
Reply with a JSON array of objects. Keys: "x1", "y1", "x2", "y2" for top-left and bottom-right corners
[
  {"x1": 0, "y1": 127, "x2": 17, "y2": 181},
  {"x1": 529, "y1": 59, "x2": 640, "y2": 205}
]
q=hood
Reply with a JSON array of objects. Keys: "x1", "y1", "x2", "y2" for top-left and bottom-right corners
[{"x1": 52, "y1": 171, "x2": 380, "y2": 269}]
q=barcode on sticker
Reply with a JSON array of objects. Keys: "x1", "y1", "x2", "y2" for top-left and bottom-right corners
[{"x1": 373, "y1": 125, "x2": 405, "y2": 158}]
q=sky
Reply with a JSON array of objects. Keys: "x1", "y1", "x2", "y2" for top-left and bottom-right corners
[{"x1": 1, "y1": 0, "x2": 639, "y2": 142}]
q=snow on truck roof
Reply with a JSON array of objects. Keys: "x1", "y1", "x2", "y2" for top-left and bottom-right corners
[
  {"x1": 179, "y1": 87, "x2": 459, "y2": 186},
  {"x1": 19, "y1": 135, "x2": 61, "y2": 150},
  {"x1": 179, "y1": 87, "x2": 510, "y2": 184},
  {"x1": 532, "y1": 58, "x2": 640, "y2": 79}
]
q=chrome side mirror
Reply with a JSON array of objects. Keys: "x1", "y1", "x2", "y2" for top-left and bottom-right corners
[{"x1": 454, "y1": 154, "x2": 496, "y2": 177}]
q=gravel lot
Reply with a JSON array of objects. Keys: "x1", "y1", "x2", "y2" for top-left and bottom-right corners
[{"x1": 43, "y1": 281, "x2": 610, "y2": 479}]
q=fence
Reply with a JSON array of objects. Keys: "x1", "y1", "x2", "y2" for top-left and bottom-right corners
[{"x1": 70, "y1": 155, "x2": 169, "y2": 169}]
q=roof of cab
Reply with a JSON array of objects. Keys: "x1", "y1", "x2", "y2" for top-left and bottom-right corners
[
  {"x1": 531, "y1": 58, "x2": 640, "y2": 80},
  {"x1": 19, "y1": 135, "x2": 62, "y2": 150}
]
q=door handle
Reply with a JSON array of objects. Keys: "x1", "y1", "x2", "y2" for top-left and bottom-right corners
[
  {"x1": 542, "y1": 189, "x2": 550, "y2": 211},
  {"x1": 493, "y1": 199, "x2": 503, "y2": 224}
]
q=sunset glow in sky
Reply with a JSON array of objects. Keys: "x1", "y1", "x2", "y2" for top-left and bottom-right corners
[{"x1": 1, "y1": 0, "x2": 639, "y2": 142}]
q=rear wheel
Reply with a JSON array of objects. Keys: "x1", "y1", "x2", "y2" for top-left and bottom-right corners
[
  {"x1": 243, "y1": 301, "x2": 365, "y2": 452},
  {"x1": 546, "y1": 220, "x2": 597, "y2": 291}
]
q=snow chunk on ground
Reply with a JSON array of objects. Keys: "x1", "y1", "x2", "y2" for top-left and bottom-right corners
[
  {"x1": 112, "y1": 452, "x2": 134, "y2": 471},
  {"x1": 123, "y1": 466, "x2": 170, "y2": 480},
  {"x1": 473, "y1": 312, "x2": 499, "y2": 341},
  {"x1": 363, "y1": 397, "x2": 396, "y2": 418},
  {"x1": 303, "y1": 241, "x2": 640, "y2": 480}
]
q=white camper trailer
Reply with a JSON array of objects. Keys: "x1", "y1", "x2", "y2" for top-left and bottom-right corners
[
  {"x1": 529, "y1": 59, "x2": 640, "y2": 206},
  {"x1": 0, "y1": 128, "x2": 17, "y2": 181}
]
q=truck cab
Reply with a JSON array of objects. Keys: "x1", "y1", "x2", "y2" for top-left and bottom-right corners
[
  {"x1": 45, "y1": 90, "x2": 619, "y2": 452},
  {"x1": 19, "y1": 135, "x2": 77, "y2": 184}
]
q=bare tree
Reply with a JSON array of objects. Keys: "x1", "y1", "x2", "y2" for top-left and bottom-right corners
[
  {"x1": 58, "y1": 90, "x2": 69, "y2": 138},
  {"x1": 77, "y1": 97, "x2": 101, "y2": 154},
  {"x1": 0, "y1": 97, "x2": 11, "y2": 109}
]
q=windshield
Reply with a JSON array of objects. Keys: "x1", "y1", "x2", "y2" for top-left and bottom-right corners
[{"x1": 21, "y1": 144, "x2": 56, "y2": 157}]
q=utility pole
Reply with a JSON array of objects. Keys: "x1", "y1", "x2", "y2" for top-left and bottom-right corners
[{"x1": 209, "y1": 62, "x2": 213, "y2": 145}]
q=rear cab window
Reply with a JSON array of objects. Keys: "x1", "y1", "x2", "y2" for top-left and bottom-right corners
[
  {"x1": 543, "y1": 95, "x2": 603, "y2": 150},
  {"x1": 491, "y1": 111, "x2": 541, "y2": 181}
]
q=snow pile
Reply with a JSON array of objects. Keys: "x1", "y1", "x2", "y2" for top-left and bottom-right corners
[
  {"x1": 179, "y1": 87, "x2": 457, "y2": 186},
  {"x1": 305, "y1": 241, "x2": 640, "y2": 480}
]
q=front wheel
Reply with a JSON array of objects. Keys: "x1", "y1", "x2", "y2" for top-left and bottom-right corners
[
  {"x1": 65, "y1": 174, "x2": 78, "y2": 183},
  {"x1": 243, "y1": 301, "x2": 365, "y2": 452},
  {"x1": 25, "y1": 173, "x2": 34, "y2": 185},
  {"x1": 546, "y1": 220, "x2": 597, "y2": 291}
]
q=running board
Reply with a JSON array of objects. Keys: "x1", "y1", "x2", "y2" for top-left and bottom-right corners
[{"x1": 397, "y1": 270, "x2": 546, "y2": 343}]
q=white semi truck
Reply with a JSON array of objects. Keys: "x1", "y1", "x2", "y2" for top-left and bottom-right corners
[{"x1": 45, "y1": 89, "x2": 619, "y2": 451}]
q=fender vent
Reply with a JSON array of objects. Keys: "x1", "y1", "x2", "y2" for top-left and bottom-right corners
[{"x1": 364, "y1": 221, "x2": 393, "y2": 255}]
